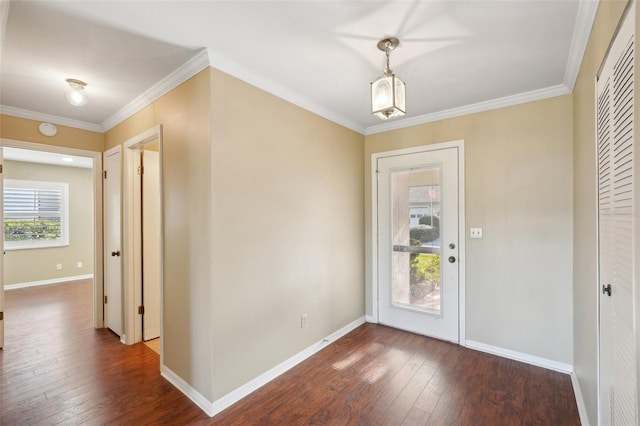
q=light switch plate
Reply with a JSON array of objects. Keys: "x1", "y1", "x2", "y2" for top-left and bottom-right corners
[{"x1": 470, "y1": 227, "x2": 483, "y2": 239}]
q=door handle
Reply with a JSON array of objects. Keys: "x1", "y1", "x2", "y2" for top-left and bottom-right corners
[
  {"x1": 602, "y1": 284, "x2": 612, "y2": 297},
  {"x1": 111, "y1": 250, "x2": 121, "y2": 257},
  {"x1": 448, "y1": 256, "x2": 456, "y2": 263}
]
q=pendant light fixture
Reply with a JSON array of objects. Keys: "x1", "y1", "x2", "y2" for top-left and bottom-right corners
[
  {"x1": 65, "y1": 78, "x2": 88, "y2": 106},
  {"x1": 371, "y1": 37, "x2": 405, "y2": 120}
]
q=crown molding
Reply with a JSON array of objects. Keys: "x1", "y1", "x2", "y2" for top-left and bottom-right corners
[
  {"x1": 101, "y1": 48, "x2": 210, "y2": 132},
  {"x1": 1, "y1": 1, "x2": 10, "y2": 49},
  {"x1": 0, "y1": 105, "x2": 104, "y2": 133},
  {"x1": 365, "y1": 84, "x2": 571, "y2": 135},
  {"x1": 207, "y1": 50, "x2": 366, "y2": 135},
  {"x1": 563, "y1": 0, "x2": 599, "y2": 91}
]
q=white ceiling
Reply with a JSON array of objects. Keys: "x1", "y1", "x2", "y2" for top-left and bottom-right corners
[
  {"x1": 3, "y1": 147, "x2": 93, "y2": 168},
  {"x1": 0, "y1": 1, "x2": 597, "y2": 135}
]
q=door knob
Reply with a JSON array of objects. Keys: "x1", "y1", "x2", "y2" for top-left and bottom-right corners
[
  {"x1": 602, "y1": 284, "x2": 612, "y2": 296},
  {"x1": 448, "y1": 256, "x2": 456, "y2": 263},
  {"x1": 111, "y1": 250, "x2": 121, "y2": 257}
]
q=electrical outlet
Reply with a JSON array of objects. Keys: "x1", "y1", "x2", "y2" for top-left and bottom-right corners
[
  {"x1": 470, "y1": 227, "x2": 483, "y2": 239},
  {"x1": 56, "y1": 263, "x2": 62, "y2": 270},
  {"x1": 77, "y1": 261, "x2": 83, "y2": 269},
  {"x1": 301, "y1": 314, "x2": 308, "y2": 329}
]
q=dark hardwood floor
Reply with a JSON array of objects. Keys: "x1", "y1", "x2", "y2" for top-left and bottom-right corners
[{"x1": 1, "y1": 281, "x2": 580, "y2": 425}]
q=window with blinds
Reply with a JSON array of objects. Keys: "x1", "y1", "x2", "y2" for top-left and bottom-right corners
[{"x1": 3, "y1": 179, "x2": 69, "y2": 250}]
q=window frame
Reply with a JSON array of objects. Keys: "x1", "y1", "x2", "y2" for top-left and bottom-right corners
[{"x1": 3, "y1": 179, "x2": 70, "y2": 251}]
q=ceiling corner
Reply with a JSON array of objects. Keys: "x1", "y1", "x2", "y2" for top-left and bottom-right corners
[
  {"x1": 0, "y1": 105, "x2": 105, "y2": 133},
  {"x1": 102, "y1": 48, "x2": 210, "y2": 132},
  {"x1": 563, "y1": 0, "x2": 600, "y2": 91}
]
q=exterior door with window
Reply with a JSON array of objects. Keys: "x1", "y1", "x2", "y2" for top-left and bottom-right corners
[{"x1": 376, "y1": 145, "x2": 461, "y2": 342}]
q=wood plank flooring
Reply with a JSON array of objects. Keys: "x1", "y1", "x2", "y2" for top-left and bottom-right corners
[{"x1": 1, "y1": 281, "x2": 580, "y2": 425}]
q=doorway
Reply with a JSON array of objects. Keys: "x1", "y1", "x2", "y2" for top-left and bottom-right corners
[
  {"x1": 0, "y1": 139, "x2": 104, "y2": 348},
  {"x1": 120, "y1": 125, "x2": 163, "y2": 348},
  {"x1": 372, "y1": 141, "x2": 465, "y2": 343}
]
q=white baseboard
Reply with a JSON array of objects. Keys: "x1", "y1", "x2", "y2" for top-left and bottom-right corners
[
  {"x1": 161, "y1": 315, "x2": 366, "y2": 418},
  {"x1": 365, "y1": 315, "x2": 376, "y2": 323},
  {"x1": 464, "y1": 340, "x2": 573, "y2": 374},
  {"x1": 570, "y1": 370, "x2": 590, "y2": 426},
  {"x1": 161, "y1": 365, "x2": 215, "y2": 417},
  {"x1": 4, "y1": 274, "x2": 94, "y2": 290}
]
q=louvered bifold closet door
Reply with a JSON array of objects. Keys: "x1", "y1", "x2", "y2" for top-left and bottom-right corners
[
  {"x1": 597, "y1": 4, "x2": 637, "y2": 425},
  {"x1": 597, "y1": 70, "x2": 614, "y2": 424}
]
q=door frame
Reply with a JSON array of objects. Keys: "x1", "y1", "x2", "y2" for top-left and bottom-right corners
[
  {"x1": 121, "y1": 125, "x2": 163, "y2": 351},
  {"x1": 370, "y1": 140, "x2": 466, "y2": 344},
  {"x1": 0, "y1": 138, "x2": 104, "y2": 329}
]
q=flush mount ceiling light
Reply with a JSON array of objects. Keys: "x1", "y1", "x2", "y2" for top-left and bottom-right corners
[
  {"x1": 371, "y1": 37, "x2": 406, "y2": 120},
  {"x1": 65, "y1": 78, "x2": 88, "y2": 106}
]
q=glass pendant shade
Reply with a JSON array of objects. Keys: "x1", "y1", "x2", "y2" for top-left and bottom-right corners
[
  {"x1": 65, "y1": 79, "x2": 88, "y2": 106},
  {"x1": 371, "y1": 73, "x2": 405, "y2": 120}
]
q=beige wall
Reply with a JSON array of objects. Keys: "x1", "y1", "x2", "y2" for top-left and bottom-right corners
[
  {"x1": 105, "y1": 69, "x2": 215, "y2": 399},
  {"x1": 0, "y1": 115, "x2": 104, "y2": 152},
  {"x1": 4, "y1": 160, "x2": 94, "y2": 285},
  {"x1": 105, "y1": 67, "x2": 365, "y2": 402},
  {"x1": 572, "y1": 1, "x2": 628, "y2": 424},
  {"x1": 365, "y1": 95, "x2": 574, "y2": 364},
  {"x1": 209, "y1": 68, "x2": 365, "y2": 399}
]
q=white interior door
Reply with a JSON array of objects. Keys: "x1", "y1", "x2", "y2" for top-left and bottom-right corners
[
  {"x1": 0, "y1": 147, "x2": 4, "y2": 348},
  {"x1": 377, "y1": 146, "x2": 460, "y2": 342},
  {"x1": 142, "y1": 149, "x2": 160, "y2": 341},
  {"x1": 104, "y1": 147, "x2": 122, "y2": 336}
]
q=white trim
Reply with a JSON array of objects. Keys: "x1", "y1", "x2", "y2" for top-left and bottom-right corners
[
  {"x1": 121, "y1": 125, "x2": 164, "y2": 346},
  {"x1": 207, "y1": 50, "x2": 365, "y2": 135},
  {"x1": 365, "y1": 315, "x2": 376, "y2": 323},
  {"x1": 370, "y1": 154, "x2": 379, "y2": 324},
  {"x1": 457, "y1": 143, "x2": 466, "y2": 345},
  {"x1": 0, "y1": 105, "x2": 103, "y2": 133},
  {"x1": 102, "y1": 50, "x2": 209, "y2": 131},
  {"x1": 0, "y1": 0, "x2": 10, "y2": 51},
  {"x1": 370, "y1": 140, "x2": 465, "y2": 343},
  {"x1": 571, "y1": 370, "x2": 591, "y2": 426},
  {"x1": 1, "y1": 138, "x2": 104, "y2": 329},
  {"x1": 161, "y1": 316, "x2": 366, "y2": 417},
  {"x1": 161, "y1": 365, "x2": 216, "y2": 417},
  {"x1": 563, "y1": 0, "x2": 600, "y2": 91},
  {"x1": 465, "y1": 340, "x2": 573, "y2": 374},
  {"x1": 4, "y1": 274, "x2": 94, "y2": 290},
  {"x1": 365, "y1": 85, "x2": 570, "y2": 136},
  {"x1": 209, "y1": 316, "x2": 365, "y2": 416}
]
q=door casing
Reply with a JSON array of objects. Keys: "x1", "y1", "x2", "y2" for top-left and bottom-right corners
[
  {"x1": 0, "y1": 138, "x2": 104, "y2": 329},
  {"x1": 370, "y1": 140, "x2": 466, "y2": 344},
  {"x1": 121, "y1": 125, "x2": 163, "y2": 352}
]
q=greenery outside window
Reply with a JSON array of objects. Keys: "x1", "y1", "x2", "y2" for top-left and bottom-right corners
[{"x1": 4, "y1": 179, "x2": 69, "y2": 250}]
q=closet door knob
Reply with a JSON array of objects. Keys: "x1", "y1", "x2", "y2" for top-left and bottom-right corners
[{"x1": 111, "y1": 250, "x2": 121, "y2": 257}]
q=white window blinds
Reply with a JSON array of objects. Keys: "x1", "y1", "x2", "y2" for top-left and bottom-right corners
[{"x1": 3, "y1": 180, "x2": 69, "y2": 249}]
